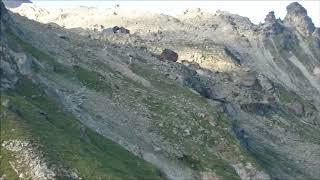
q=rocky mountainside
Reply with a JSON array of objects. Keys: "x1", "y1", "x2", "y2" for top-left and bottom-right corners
[{"x1": 1, "y1": 1, "x2": 320, "y2": 180}]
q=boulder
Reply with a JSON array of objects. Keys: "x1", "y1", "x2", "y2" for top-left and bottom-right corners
[{"x1": 160, "y1": 49, "x2": 178, "y2": 62}]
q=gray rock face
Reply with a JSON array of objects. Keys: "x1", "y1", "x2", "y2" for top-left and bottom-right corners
[
  {"x1": 284, "y1": 2, "x2": 315, "y2": 36},
  {"x1": 15, "y1": 53, "x2": 33, "y2": 75},
  {"x1": 262, "y1": 11, "x2": 284, "y2": 35},
  {"x1": 312, "y1": 28, "x2": 320, "y2": 48}
]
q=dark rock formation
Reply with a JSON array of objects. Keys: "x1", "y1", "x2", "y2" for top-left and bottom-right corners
[
  {"x1": 262, "y1": 11, "x2": 284, "y2": 35},
  {"x1": 284, "y1": 2, "x2": 315, "y2": 36},
  {"x1": 102, "y1": 26, "x2": 130, "y2": 34},
  {"x1": 160, "y1": 49, "x2": 178, "y2": 62}
]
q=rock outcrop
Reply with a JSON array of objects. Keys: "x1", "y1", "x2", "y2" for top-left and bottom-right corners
[
  {"x1": 284, "y1": 2, "x2": 316, "y2": 36},
  {"x1": 262, "y1": 11, "x2": 284, "y2": 35}
]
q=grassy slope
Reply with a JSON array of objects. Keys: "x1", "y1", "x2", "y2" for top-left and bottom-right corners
[
  {"x1": 1, "y1": 28, "x2": 163, "y2": 179},
  {"x1": 1, "y1": 77, "x2": 163, "y2": 180},
  {"x1": 129, "y1": 63, "x2": 258, "y2": 179}
]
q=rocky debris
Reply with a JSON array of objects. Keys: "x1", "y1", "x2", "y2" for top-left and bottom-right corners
[
  {"x1": 160, "y1": 49, "x2": 178, "y2": 62},
  {"x1": 262, "y1": 11, "x2": 284, "y2": 35},
  {"x1": 284, "y1": 2, "x2": 315, "y2": 36},
  {"x1": 2, "y1": 140, "x2": 56, "y2": 179},
  {"x1": 102, "y1": 26, "x2": 130, "y2": 34},
  {"x1": 2, "y1": 140, "x2": 79, "y2": 179}
]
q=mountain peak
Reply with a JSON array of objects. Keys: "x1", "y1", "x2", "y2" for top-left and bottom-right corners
[
  {"x1": 284, "y1": 2, "x2": 315, "y2": 36},
  {"x1": 286, "y1": 2, "x2": 307, "y2": 16}
]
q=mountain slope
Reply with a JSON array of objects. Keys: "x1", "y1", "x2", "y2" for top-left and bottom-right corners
[
  {"x1": 1, "y1": 2, "x2": 163, "y2": 180},
  {"x1": 1, "y1": 1, "x2": 320, "y2": 180}
]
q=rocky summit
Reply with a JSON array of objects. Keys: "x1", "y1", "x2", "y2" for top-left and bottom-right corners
[{"x1": 1, "y1": 1, "x2": 320, "y2": 180}]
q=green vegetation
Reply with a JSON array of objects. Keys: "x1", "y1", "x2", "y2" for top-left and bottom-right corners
[
  {"x1": 5, "y1": 28, "x2": 113, "y2": 95},
  {"x1": 276, "y1": 86, "x2": 294, "y2": 104},
  {"x1": 73, "y1": 65, "x2": 112, "y2": 94},
  {"x1": 0, "y1": 149, "x2": 20, "y2": 180},
  {"x1": 4, "y1": 28, "x2": 73, "y2": 75},
  {"x1": 5, "y1": 28, "x2": 53, "y2": 63},
  {"x1": 1, "y1": 77, "x2": 163, "y2": 179}
]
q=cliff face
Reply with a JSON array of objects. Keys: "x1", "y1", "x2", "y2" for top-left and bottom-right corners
[{"x1": 1, "y1": 1, "x2": 320, "y2": 180}]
